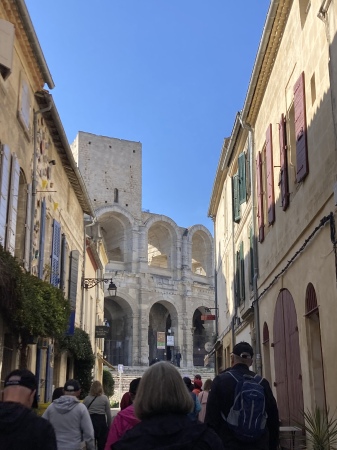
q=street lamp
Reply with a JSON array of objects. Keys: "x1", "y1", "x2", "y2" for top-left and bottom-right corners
[{"x1": 82, "y1": 278, "x2": 117, "y2": 296}]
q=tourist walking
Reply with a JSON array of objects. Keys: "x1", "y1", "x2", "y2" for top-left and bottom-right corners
[
  {"x1": 43, "y1": 379, "x2": 95, "y2": 450},
  {"x1": 183, "y1": 376, "x2": 201, "y2": 421},
  {"x1": 83, "y1": 380, "x2": 112, "y2": 450},
  {"x1": 205, "y1": 342, "x2": 279, "y2": 450},
  {"x1": 198, "y1": 378, "x2": 212, "y2": 423},
  {"x1": 0, "y1": 369, "x2": 57, "y2": 450},
  {"x1": 111, "y1": 361, "x2": 224, "y2": 449}
]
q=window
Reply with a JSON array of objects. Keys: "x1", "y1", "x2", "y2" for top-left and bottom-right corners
[
  {"x1": 238, "y1": 152, "x2": 246, "y2": 204},
  {"x1": 249, "y1": 226, "x2": 254, "y2": 288},
  {"x1": 256, "y1": 151, "x2": 264, "y2": 242},
  {"x1": 294, "y1": 72, "x2": 309, "y2": 182},
  {"x1": 265, "y1": 124, "x2": 275, "y2": 225},
  {"x1": 17, "y1": 75, "x2": 32, "y2": 136},
  {"x1": 232, "y1": 174, "x2": 240, "y2": 223},
  {"x1": 278, "y1": 114, "x2": 290, "y2": 211},
  {"x1": 0, "y1": 19, "x2": 14, "y2": 81},
  {"x1": 235, "y1": 241, "x2": 245, "y2": 306},
  {"x1": 114, "y1": 188, "x2": 119, "y2": 203}
]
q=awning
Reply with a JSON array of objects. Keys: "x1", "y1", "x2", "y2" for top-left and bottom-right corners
[{"x1": 98, "y1": 355, "x2": 115, "y2": 370}]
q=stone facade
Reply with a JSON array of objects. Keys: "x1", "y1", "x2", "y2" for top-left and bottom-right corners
[
  {"x1": 210, "y1": 0, "x2": 337, "y2": 431},
  {"x1": 72, "y1": 132, "x2": 216, "y2": 370}
]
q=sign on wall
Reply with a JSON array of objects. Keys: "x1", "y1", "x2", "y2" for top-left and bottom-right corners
[
  {"x1": 167, "y1": 335, "x2": 174, "y2": 347},
  {"x1": 95, "y1": 326, "x2": 110, "y2": 338},
  {"x1": 157, "y1": 332, "x2": 166, "y2": 349}
]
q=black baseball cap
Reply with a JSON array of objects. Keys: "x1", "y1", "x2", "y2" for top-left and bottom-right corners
[
  {"x1": 232, "y1": 341, "x2": 254, "y2": 358},
  {"x1": 64, "y1": 379, "x2": 81, "y2": 392},
  {"x1": 4, "y1": 369, "x2": 39, "y2": 408}
]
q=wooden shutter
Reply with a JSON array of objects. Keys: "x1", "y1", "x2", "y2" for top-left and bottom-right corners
[
  {"x1": 256, "y1": 152, "x2": 264, "y2": 242},
  {"x1": 38, "y1": 199, "x2": 46, "y2": 279},
  {"x1": 68, "y1": 250, "x2": 80, "y2": 309},
  {"x1": 24, "y1": 184, "x2": 32, "y2": 271},
  {"x1": 0, "y1": 144, "x2": 10, "y2": 245},
  {"x1": 294, "y1": 72, "x2": 309, "y2": 182},
  {"x1": 266, "y1": 125, "x2": 275, "y2": 225},
  {"x1": 238, "y1": 152, "x2": 246, "y2": 204},
  {"x1": 249, "y1": 226, "x2": 254, "y2": 287},
  {"x1": 235, "y1": 250, "x2": 240, "y2": 307},
  {"x1": 239, "y1": 241, "x2": 245, "y2": 302},
  {"x1": 50, "y1": 220, "x2": 61, "y2": 287},
  {"x1": 60, "y1": 234, "x2": 67, "y2": 291},
  {"x1": 279, "y1": 114, "x2": 289, "y2": 211},
  {"x1": 6, "y1": 154, "x2": 20, "y2": 255},
  {"x1": 19, "y1": 78, "x2": 31, "y2": 131},
  {"x1": 232, "y1": 174, "x2": 240, "y2": 223},
  {"x1": 0, "y1": 19, "x2": 14, "y2": 80}
]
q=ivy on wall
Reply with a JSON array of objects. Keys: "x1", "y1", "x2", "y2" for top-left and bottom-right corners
[
  {"x1": 0, "y1": 244, "x2": 71, "y2": 367},
  {"x1": 58, "y1": 327, "x2": 95, "y2": 398}
]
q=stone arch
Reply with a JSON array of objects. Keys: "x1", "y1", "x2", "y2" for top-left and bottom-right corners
[
  {"x1": 144, "y1": 215, "x2": 180, "y2": 270},
  {"x1": 185, "y1": 225, "x2": 213, "y2": 277},
  {"x1": 148, "y1": 300, "x2": 179, "y2": 363},
  {"x1": 96, "y1": 206, "x2": 135, "y2": 263},
  {"x1": 192, "y1": 306, "x2": 214, "y2": 367},
  {"x1": 104, "y1": 294, "x2": 135, "y2": 366}
]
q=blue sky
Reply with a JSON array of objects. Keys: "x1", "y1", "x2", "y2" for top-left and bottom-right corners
[{"x1": 25, "y1": 1, "x2": 270, "y2": 233}]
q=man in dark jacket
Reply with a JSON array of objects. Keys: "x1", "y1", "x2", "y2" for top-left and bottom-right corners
[
  {"x1": 205, "y1": 342, "x2": 279, "y2": 450},
  {"x1": 0, "y1": 369, "x2": 57, "y2": 450}
]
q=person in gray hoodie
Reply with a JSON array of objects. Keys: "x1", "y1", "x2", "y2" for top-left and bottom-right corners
[{"x1": 43, "y1": 379, "x2": 95, "y2": 450}]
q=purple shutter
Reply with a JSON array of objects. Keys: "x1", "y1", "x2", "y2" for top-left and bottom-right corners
[
  {"x1": 279, "y1": 115, "x2": 289, "y2": 211},
  {"x1": 256, "y1": 152, "x2": 264, "y2": 243},
  {"x1": 266, "y1": 124, "x2": 275, "y2": 225},
  {"x1": 294, "y1": 72, "x2": 309, "y2": 182},
  {"x1": 50, "y1": 219, "x2": 61, "y2": 287}
]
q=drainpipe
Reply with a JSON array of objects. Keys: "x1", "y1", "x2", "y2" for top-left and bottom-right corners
[
  {"x1": 29, "y1": 101, "x2": 53, "y2": 272},
  {"x1": 238, "y1": 113, "x2": 262, "y2": 375}
]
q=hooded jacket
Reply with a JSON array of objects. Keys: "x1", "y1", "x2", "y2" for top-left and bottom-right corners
[
  {"x1": 0, "y1": 401, "x2": 57, "y2": 450},
  {"x1": 43, "y1": 395, "x2": 95, "y2": 450},
  {"x1": 104, "y1": 404, "x2": 140, "y2": 450},
  {"x1": 111, "y1": 413, "x2": 224, "y2": 450}
]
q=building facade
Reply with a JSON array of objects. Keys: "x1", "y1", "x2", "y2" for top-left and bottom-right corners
[
  {"x1": 72, "y1": 132, "x2": 216, "y2": 369},
  {"x1": 210, "y1": 0, "x2": 337, "y2": 429}
]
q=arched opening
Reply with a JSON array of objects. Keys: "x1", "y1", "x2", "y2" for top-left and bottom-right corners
[
  {"x1": 148, "y1": 302, "x2": 178, "y2": 365},
  {"x1": 104, "y1": 296, "x2": 133, "y2": 366},
  {"x1": 262, "y1": 322, "x2": 272, "y2": 383},
  {"x1": 148, "y1": 223, "x2": 172, "y2": 269},
  {"x1": 305, "y1": 283, "x2": 326, "y2": 412},
  {"x1": 192, "y1": 307, "x2": 214, "y2": 367},
  {"x1": 99, "y1": 212, "x2": 132, "y2": 263},
  {"x1": 191, "y1": 231, "x2": 210, "y2": 276}
]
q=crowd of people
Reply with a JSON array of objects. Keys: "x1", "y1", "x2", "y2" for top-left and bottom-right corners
[{"x1": 0, "y1": 341, "x2": 280, "y2": 449}]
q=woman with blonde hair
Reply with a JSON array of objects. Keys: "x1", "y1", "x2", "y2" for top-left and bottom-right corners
[
  {"x1": 111, "y1": 362, "x2": 224, "y2": 450},
  {"x1": 198, "y1": 378, "x2": 212, "y2": 423},
  {"x1": 83, "y1": 380, "x2": 112, "y2": 450}
]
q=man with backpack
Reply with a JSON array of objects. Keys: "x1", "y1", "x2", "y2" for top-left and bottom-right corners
[{"x1": 205, "y1": 341, "x2": 279, "y2": 450}]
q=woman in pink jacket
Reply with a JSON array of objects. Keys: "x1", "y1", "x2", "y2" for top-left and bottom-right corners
[{"x1": 104, "y1": 378, "x2": 141, "y2": 450}]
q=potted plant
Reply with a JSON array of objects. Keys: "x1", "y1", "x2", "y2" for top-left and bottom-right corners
[{"x1": 301, "y1": 407, "x2": 337, "y2": 450}]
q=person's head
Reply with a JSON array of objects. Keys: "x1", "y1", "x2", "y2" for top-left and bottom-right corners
[
  {"x1": 194, "y1": 374, "x2": 202, "y2": 381},
  {"x1": 203, "y1": 379, "x2": 212, "y2": 392},
  {"x1": 134, "y1": 362, "x2": 194, "y2": 420},
  {"x1": 129, "y1": 377, "x2": 141, "y2": 401},
  {"x1": 231, "y1": 341, "x2": 254, "y2": 367},
  {"x1": 63, "y1": 379, "x2": 81, "y2": 398},
  {"x1": 3, "y1": 369, "x2": 38, "y2": 409},
  {"x1": 193, "y1": 379, "x2": 202, "y2": 390},
  {"x1": 52, "y1": 387, "x2": 64, "y2": 401},
  {"x1": 183, "y1": 376, "x2": 193, "y2": 392},
  {"x1": 89, "y1": 380, "x2": 103, "y2": 396}
]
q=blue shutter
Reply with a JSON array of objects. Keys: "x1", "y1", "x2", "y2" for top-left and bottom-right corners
[
  {"x1": 0, "y1": 144, "x2": 11, "y2": 245},
  {"x1": 59, "y1": 234, "x2": 67, "y2": 291},
  {"x1": 6, "y1": 154, "x2": 20, "y2": 255},
  {"x1": 68, "y1": 250, "x2": 80, "y2": 309},
  {"x1": 50, "y1": 219, "x2": 61, "y2": 287},
  {"x1": 66, "y1": 310, "x2": 76, "y2": 336},
  {"x1": 38, "y1": 199, "x2": 46, "y2": 279}
]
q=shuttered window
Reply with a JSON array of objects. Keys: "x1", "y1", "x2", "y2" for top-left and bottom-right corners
[
  {"x1": 294, "y1": 72, "x2": 309, "y2": 182},
  {"x1": 24, "y1": 184, "x2": 32, "y2": 271},
  {"x1": 0, "y1": 19, "x2": 14, "y2": 80},
  {"x1": 6, "y1": 154, "x2": 20, "y2": 255},
  {"x1": 68, "y1": 250, "x2": 80, "y2": 310},
  {"x1": 50, "y1": 220, "x2": 61, "y2": 287},
  {"x1": 18, "y1": 76, "x2": 31, "y2": 133},
  {"x1": 235, "y1": 250, "x2": 240, "y2": 307},
  {"x1": 38, "y1": 199, "x2": 46, "y2": 279},
  {"x1": 249, "y1": 226, "x2": 254, "y2": 288},
  {"x1": 238, "y1": 152, "x2": 246, "y2": 204},
  {"x1": 59, "y1": 234, "x2": 67, "y2": 292},
  {"x1": 266, "y1": 125, "x2": 275, "y2": 225},
  {"x1": 0, "y1": 144, "x2": 10, "y2": 245},
  {"x1": 232, "y1": 174, "x2": 240, "y2": 223},
  {"x1": 279, "y1": 114, "x2": 290, "y2": 210},
  {"x1": 256, "y1": 152, "x2": 264, "y2": 242},
  {"x1": 239, "y1": 241, "x2": 245, "y2": 304}
]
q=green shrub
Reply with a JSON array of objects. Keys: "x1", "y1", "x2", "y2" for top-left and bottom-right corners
[{"x1": 103, "y1": 369, "x2": 115, "y2": 397}]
